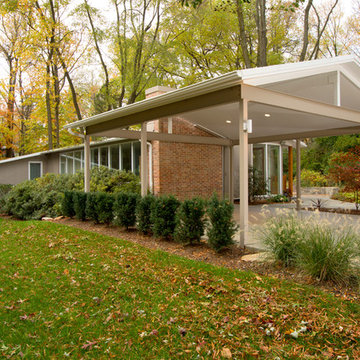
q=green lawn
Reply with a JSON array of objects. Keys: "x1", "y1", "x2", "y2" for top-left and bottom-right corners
[{"x1": 0, "y1": 219, "x2": 359, "y2": 359}]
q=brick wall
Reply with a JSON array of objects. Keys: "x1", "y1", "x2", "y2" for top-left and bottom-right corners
[{"x1": 146, "y1": 87, "x2": 223, "y2": 200}]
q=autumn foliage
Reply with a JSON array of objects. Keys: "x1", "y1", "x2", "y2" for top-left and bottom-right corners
[{"x1": 329, "y1": 146, "x2": 360, "y2": 209}]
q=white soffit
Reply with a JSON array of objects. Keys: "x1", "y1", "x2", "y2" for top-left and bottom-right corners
[{"x1": 180, "y1": 101, "x2": 360, "y2": 141}]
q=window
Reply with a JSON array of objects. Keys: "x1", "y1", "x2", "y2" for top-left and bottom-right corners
[
  {"x1": 133, "y1": 141, "x2": 141, "y2": 175},
  {"x1": 110, "y1": 144, "x2": 120, "y2": 169},
  {"x1": 28, "y1": 161, "x2": 42, "y2": 180},
  {"x1": 121, "y1": 143, "x2": 131, "y2": 171},
  {"x1": 67, "y1": 152, "x2": 74, "y2": 174},
  {"x1": 74, "y1": 151, "x2": 82, "y2": 172},
  {"x1": 268, "y1": 145, "x2": 280, "y2": 194},
  {"x1": 100, "y1": 147, "x2": 108, "y2": 167},
  {"x1": 91, "y1": 148, "x2": 98, "y2": 168},
  {"x1": 60, "y1": 155, "x2": 66, "y2": 174}
]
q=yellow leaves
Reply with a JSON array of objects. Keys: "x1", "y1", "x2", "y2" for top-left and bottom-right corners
[{"x1": 63, "y1": 268, "x2": 69, "y2": 275}]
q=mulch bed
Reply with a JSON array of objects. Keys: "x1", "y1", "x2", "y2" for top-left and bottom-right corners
[{"x1": 47, "y1": 217, "x2": 360, "y2": 301}]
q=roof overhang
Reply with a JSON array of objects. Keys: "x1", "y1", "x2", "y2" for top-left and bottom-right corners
[{"x1": 65, "y1": 55, "x2": 360, "y2": 144}]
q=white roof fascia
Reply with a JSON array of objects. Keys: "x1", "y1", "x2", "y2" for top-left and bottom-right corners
[
  {"x1": 338, "y1": 64, "x2": 360, "y2": 89},
  {"x1": 240, "y1": 55, "x2": 358, "y2": 84},
  {"x1": 65, "y1": 71, "x2": 243, "y2": 130}
]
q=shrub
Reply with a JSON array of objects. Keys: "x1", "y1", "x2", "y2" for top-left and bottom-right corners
[
  {"x1": 267, "y1": 194, "x2": 290, "y2": 203},
  {"x1": 174, "y1": 197, "x2": 206, "y2": 245},
  {"x1": 89, "y1": 166, "x2": 140, "y2": 194},
  {"x1": 136, "y1": 194, "x2": 155, "y2": 235},
  {"x1": 297, "y1": 225, "x2": 359, "y2": 283},
  {"x1": 113, "y1": 192, "x2": 139, "y2": 229},
  {"x1": 4, "y1": 181, "x2": 61, "y2": 220},
  {"x1": 86, "y1": 192, "x2": 99, "y2": 223},
  {"x1": 206, "y1": 195, "x2": 238, "y2": 252},
  {"x1": 301, "y1": 169, "x2": 328, "y2": 187},
  {"x1": 62, "y1": 191, "x2": 76, "y2": 218},
  {"x1": 260, "y1": 213, "x2": 303, "y2": 266},
  {"x1": 73, "y1": 191, "x2": 87, "y2": 221},
  {"x1": 151, "y1": 195, "x2": 180, "y2": 240},
  {"x1": 0, "y1": 184, "x2": 12, "y2": 212},
  {"x1": 96, "y1": 192, "x2": 114, "y2": 224}
]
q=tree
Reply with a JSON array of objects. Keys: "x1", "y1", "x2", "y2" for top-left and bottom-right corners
[{"x1": 329, "y1": 146, "x2": 360, "y2": 210}]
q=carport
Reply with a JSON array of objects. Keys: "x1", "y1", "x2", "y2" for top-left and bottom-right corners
[{"x1": 65, "y1": 55, "x2": 360, "y2": 247}]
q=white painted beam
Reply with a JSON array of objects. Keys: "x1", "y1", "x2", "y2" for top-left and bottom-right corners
[
  {"x1": 241, "y1": 84, "x2": 360, "y2": 125},
  {"x1": 239, "y1": 100, "x2": 249, "y2": 248},
  {"x1": 84, "y1": 134, "x2": 90, "y2": 192},
  {"x1": 296, "y1": 139, "x2": 301, "y2": 211},
  {"x1": 93, "y1": 129, "x2": 232, "y2": 146},
  {"x1": 141, "y1": 123, "x2": 148, "y2": 197}
]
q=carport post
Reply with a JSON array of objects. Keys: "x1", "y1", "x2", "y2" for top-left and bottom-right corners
[
  {"x1": 84, "y1": 133, "x2": 90, "y2": 193},
  {"x1": 228, "y1": 145, "x2": 234, "y2": 203},
  {"x1": 239, "y1": 99, "x2": 249, "y2": 248},
  {"x1": 141, "y1": 122, "x2": 148, "y2": 197},
  {"x1": 296, "y1": 139, "x2": 301, "y2": 211}
]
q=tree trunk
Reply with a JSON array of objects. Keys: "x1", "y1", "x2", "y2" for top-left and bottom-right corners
[
  {"x1": 255, "y1": 0, "x2": 267, "y2": 67},
  {"x1": 45, "y1": 63, "x2": 53, "y2": 150},
  {"x1": 234, "y1": 0, "x2": 251, "y2": 68},
  {"x1": 84, "y1": 0, "x2": 111, "y2": 111},
  {"x1": 299, "y1": 0, "x2": 313, "y2": 61}
]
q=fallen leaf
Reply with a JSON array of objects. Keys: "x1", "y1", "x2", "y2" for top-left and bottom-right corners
[{"x1": 221, "y1": 347, "x2": 232, "y2": 358}]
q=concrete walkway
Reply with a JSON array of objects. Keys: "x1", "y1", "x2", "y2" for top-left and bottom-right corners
[{"x1": 233, "y1": 194, "x2": 360, "y2": 251}]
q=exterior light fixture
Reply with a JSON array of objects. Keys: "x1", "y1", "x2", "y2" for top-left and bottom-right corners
[
  {"x1": 265, "y1": 113, "x2": 271, "y2": 117},
  {"x1": 226, "y1": 120, "x2": 232, "y2": 124}
]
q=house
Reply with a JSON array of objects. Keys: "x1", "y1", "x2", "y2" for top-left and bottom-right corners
[
  {"x1": 61, "y1": 55, "x2": 360, "y2": 246},
  {"x1": 0, "y1": 115, "x2": 288, "y2": 200},
  {"x1": 2, "y1": 56, "x2": 360, "y2": 244}
]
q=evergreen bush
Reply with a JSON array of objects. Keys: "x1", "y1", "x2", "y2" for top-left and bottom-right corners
[
  {"x1": 151, "y1": 195, "x2": 180, "y2": 240},
  {"x1": 136, "y1": 194, "x2": 155, "y2": 235},
  {"x1": 73, "y1": 191, "x2": 88, "y2": 221},
  {"x1": 206, "y1": 194, "x2": 238, "y2": 252},
  {"x1": 174, "y1": 197, "x2": 206, "y2": 245},
  {"x1": 0, "y1": 184, "x2": 13, "y2": 212},
  {"x1": 62, "y1": 191, "x2": 76, "y2": 218},
  {"x1": 5, "y1": 181, "x2": 61, "y2": 220},
  {"x1": 113, "y1": 192, "x2": 139, "y2": 229},
  {"x1": 96, "y1": 192, "x2": 114, "y2": 224},
  {"x1": 85, "y1": 192, "x2": 99, "y2": 223}
]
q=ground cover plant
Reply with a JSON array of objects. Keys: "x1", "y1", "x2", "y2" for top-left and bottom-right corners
[{"x1": 0, "y1": 218, "x2": 359, "y2": 359}]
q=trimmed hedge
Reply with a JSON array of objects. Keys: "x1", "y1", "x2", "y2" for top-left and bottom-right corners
[
  {"x1": 62, "y1": 191, "x2": 76, "y2": 218},
  {"x1": 85, "y1": 192, "x2": 99, "y2": 223},
  {"x1": 73, "y1": 192, "x2": 87, "y2": 221},
  {"x1": 136, "y1": 194, "x2": 155, "y2": 235},
  {"x1": 207, "y1": 194, "x2": 238, "y2": 252},
  {"x1": 174, "y1": 197, "x2": 206, "y2": 245},
  {"x1": 113, "y1": 192, "x2": 139, "y2": 229},
  {"x1": 151, "y1": 195, "x2": 180, "y2": 240}
]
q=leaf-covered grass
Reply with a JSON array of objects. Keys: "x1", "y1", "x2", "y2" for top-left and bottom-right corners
[{"x1": 0, "y1": 219, "x2": 359, "y2": 359}]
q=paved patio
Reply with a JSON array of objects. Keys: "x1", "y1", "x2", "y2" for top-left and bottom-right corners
[{"x1": 234, "y1": 195, "x2": 360, "y2": 251}]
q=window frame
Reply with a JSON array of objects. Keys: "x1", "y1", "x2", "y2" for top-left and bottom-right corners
[{"x1": 28, "y1": 161, "x2": 43, "y2": 180}]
